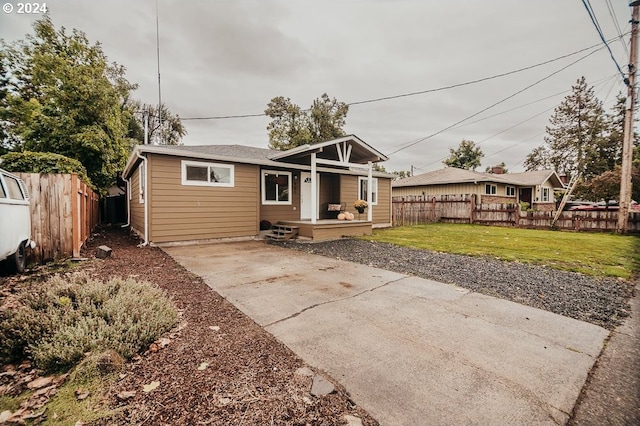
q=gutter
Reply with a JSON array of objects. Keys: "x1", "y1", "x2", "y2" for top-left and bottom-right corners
[{"x1": 135, "y1": 151, "x2": 149, "y2": 246}]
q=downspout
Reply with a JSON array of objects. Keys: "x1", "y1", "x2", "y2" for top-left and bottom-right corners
[
  {"x1": 121, "y1": 177, "x2": 131, "y2": 228},
  {"x1": 135, "y1": 151, "x2": 149, "y2": 246},
  {"x1": 367, "y1": 161, "x2": 373, "y2": 222}
]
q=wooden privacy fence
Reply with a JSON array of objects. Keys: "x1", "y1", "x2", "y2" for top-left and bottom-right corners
[
  {"x1": 17, "y1": 173, "x2": 99, "y2": 261},
  {"x1": 392, "y1": 195, "x2": 640, "y2": 232}
]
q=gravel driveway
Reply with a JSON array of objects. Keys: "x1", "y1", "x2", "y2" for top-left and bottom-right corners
[{"x1": 280, "y1": 239, "x2": 633, "y2": 330}]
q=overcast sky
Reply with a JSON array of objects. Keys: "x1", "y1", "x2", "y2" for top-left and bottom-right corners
[{"x1": 0, "y1": 0, "x2": 634, "y2": 173}]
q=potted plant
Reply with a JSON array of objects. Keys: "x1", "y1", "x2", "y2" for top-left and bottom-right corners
[{"x1": 354, "y1": 199, "x2": 368, "y2": 214}]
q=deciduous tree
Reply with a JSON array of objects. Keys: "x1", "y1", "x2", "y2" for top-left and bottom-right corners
[
  {"x1": 265, "y1": 93, "x2": 348, "y2": 150},
  {"x1": 0, "y1": 18, "x2": 137, "y2": 191},
  {"x1": 443, "y1": 139, "x2": 484, "y2": 170},
  {"x1": 128, "y1": 101, "x2": 186, "y2": 146}
]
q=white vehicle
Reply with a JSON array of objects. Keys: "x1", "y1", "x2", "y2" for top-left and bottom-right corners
[{"x1": 0, "y1": 168, "x2": 35, "y2": 272}]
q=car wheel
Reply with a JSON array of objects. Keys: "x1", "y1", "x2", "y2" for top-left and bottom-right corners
[{"x1": 12, "y1": 241, "x2": 26, "y2": 273}]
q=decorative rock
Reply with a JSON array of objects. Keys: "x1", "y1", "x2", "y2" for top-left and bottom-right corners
[
  {"x1": 295, "y1": 367, "x2": 314, "y2": 377},
  {"x1": 310, "y1": 374, "x2": 335, "y2": 397},
  {"x1": 95, "y1": 245, "x2": 112, "y2": 259},
  {"x1": 344, "y1": 415, "x2": 364, "y2": 426}
]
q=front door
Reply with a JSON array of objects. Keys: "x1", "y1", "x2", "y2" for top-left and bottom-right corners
[
  {"x1": 519, "y1": 187, "x2": 532, "y2": 205},
  {"x1": 300, "y1": 172, "x2": 319, "y2": 220}
]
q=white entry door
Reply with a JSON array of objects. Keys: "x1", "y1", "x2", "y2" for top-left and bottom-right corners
[{"x1": 300, "y1": 172, "x2": 319, "y2": 220}]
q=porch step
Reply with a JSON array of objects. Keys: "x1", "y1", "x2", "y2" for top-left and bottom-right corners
[{"x1": 265, "y1": 224, "x2": 299, "y2": 241}]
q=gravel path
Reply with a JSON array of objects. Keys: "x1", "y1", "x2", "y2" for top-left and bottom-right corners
[{"x1": 280, "y1": 239, "x2": 634, "y2": 330}]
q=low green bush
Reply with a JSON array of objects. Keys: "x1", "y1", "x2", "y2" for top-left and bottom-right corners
[
  {"x1": 0, "y1": 273, "x2": 177, "y2": 371},
  {"x1": 0, "y1": 151, "x2": 92, "y2": 187}
]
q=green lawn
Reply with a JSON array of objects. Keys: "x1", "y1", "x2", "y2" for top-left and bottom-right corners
[{"x1": 364, "y1": 224, "x2": 640, "y2": 279}]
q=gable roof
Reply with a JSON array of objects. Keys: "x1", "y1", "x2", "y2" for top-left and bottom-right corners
[
  {"x1": 503, "y1": 170, "x2": 564, "y2": 188},
  {"x1": 123, "y1": 137, "x2": 393, "y2": 179},
  {"x1": 392, "y1": 167, "x2": 564, "y2": 188},
  {"x1": 393, "y1": 167, "x2": 508, "y2": 187},
  {"x1": 270, "y1": 135, "x2": 388, "y2": 164}
]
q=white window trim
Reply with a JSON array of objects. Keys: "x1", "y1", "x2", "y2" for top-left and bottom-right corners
[
  {"x1": 485, "y1": 184, "x2": 497, "y2": 195},
  {"x1": 138, "y1": 162, "x2": 145, "y2": 204},
  {"x1": 181, "y1": 160, "x2": 235, "y2": 187},
  {"x1": 541, "y1": 187, "x2": 551, "y2": 202},
  {"x1": 506, "y1": 186, "x2": 515, "y2": 197},
  {"x1": 358, "y1": 176, "x2": 378, "y2": 206},
  {"x1": 261, "y1": 170, "x2": 292, "y2": 205}
]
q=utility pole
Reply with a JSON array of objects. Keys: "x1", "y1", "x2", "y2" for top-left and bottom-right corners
[
  {"x1": 617, "y1": 2, "x2": 639, "y2": 233},
  {"x1": 156, "y1": 0, "x2": 163, "y2": 145}
]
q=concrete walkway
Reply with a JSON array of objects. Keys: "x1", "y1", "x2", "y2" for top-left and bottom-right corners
[
  {"x1": 569, "y1": 283, "x2": 640, "y2": 426},
  {"x1": 164, "y1": 241, "x2": 609, "y2": 426}
]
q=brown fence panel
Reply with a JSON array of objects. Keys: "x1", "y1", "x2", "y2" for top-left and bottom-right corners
[
  {"x1": 392, "y1": 195, "x2": 640, "y2": 233},
  {"x1": 17, "y1": 173, "x2": 98, "y2": 262}
]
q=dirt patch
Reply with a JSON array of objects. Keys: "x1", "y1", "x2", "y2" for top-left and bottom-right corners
[{"x1": 1, "y1": 226, "x2": 378, "y2": 425}]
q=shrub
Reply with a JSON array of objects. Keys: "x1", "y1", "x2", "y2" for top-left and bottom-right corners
[
  {"x1": 0, "y1": 273, "x2": 177, "y2": 371},
  {"x1": 0, "y1": 151, "x2": 92, "y2": 187}
]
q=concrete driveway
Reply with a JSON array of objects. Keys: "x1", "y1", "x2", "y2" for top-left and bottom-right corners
[{"x1": 164, "y1": 241, "x2": 609, "y2": 426}]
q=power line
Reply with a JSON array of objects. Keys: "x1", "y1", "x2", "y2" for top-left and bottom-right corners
[
  {"x1": 180, "y1": 40, "x2": 612, "y2": 121},
  {"x1": 581, "y1": 0, "x2": 627, "y2": 84},
  {"x1": 182, "y1": 113, "x2": 266, "y2": 121},
  {"x1": 387, "y1": 47, "x2": 603, "y2": 157},
  {"x1": 452, "y1": 74, "x2": 615, "y2": 131},
  {"x1": 415, "y1": 74, "x2": 620, "y2": 172},
  {"x1": 605, "y1": 0, "x2": 629, "y2": 56},
  {"x1": 497, "y1": 77, "x2": 620, "y2": 170}
]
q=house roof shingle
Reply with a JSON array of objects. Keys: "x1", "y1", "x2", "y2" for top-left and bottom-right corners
[
  {"x1": 392, "y1": 167, "x2": 563, "y2": 188},
  {"x1": 155, "y1": 144, "x2": 278, "y2": 161}
]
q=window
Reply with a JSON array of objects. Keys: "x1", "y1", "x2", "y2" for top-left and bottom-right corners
[
  {"x1": 262, "y1": 171, "x2": 291, "y2": 205},
  {"x1": 181, "y1": 160, "x2": 234, "y2": 187},
  {"x1": 138, "y1": 162, "x2": 145, "y2": 203},
  {"x1": 541, "y1": 187, "x2": 551, "y2": 202},
  {"x1": 358, "y1": 177, "x2": 378, "y2": 205},
  {"x1": 4, "y1": 176, "x2": 25, "y2": 200},
  {"x1": 0, "y1": 179, "x2": 6, "y2": 198},
  {"x1": 506, "y1": 186, "x2": 515, "y2": 197},
  {"x1": 485, "y1": 184, "x2": 497, "y2": 195}
]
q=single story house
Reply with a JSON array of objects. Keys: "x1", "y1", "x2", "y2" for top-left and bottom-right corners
[
  {"x1": 122, "y1": 135, "x2": 394, "y2": 244},
  {"x1": 392, "y1": 167, "x2": 564, "y2": 211}
]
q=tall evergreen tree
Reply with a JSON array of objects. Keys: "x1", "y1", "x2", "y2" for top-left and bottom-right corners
[{"x1": 524, "y1": 77, "x2": 606, "y2": 179}]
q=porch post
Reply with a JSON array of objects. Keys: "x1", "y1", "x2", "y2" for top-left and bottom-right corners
[
  {"x1": 311, "y1": 152, "x2": 317, "y2": 224},
  {"x1": 367, "y1": 161, "x2": 373, "y2": 222}
]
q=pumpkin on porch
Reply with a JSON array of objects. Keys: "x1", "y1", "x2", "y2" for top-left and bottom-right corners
[{"x1": 337, "y1": 213, "x2": 346, "y2": 220}]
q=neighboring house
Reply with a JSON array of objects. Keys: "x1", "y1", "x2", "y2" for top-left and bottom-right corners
[
  {"x1": 122, "y1": 135, "x2": 393, "y2": 244},
  {"x1": 392, "y1": 167, "x2": 564, "y2": 211}
]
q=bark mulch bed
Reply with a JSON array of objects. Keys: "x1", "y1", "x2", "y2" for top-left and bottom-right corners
[{"x1": 1, "y1": 226, "x2": 377, "y2": 426}]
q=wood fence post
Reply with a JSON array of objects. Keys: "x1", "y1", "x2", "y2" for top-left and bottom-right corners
[
  {"x1": 469, "y1": 194, "x2": 475, "y2": 224},
  {"x1": 71, "y1": 174, "x2": 80, "y2": 258},
  {"x1": 431, "y1": 196, "x2": 436, "y2": 222}
]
